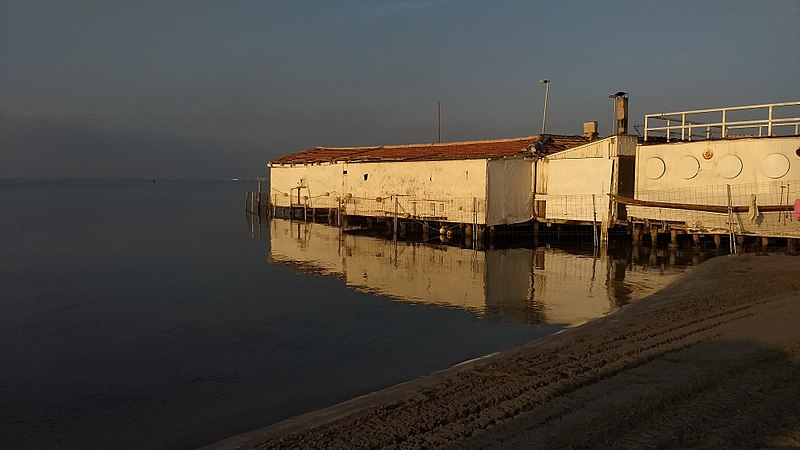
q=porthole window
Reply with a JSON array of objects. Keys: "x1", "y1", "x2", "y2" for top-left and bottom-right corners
[
  {"x1": 762, "y1": 153, "x2": 790, "y2": 179},
  {"x1": 644, "y1": 157, "x2": 666, "y2": 180},
  {"x1": 363, "y1": 174, "x2": 369, "y2": 181},
  {"x1": 718, "y1": 154, "x2": 743, "y2": 179}
]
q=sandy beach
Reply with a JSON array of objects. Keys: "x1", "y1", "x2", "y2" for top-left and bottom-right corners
[{"x1": 211, "y1": 253, "x2": 800, "y2": 449}]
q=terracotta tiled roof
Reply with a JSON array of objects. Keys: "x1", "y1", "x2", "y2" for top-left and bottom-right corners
[{"x1": 270, "y1": 135, "x2": 590, "y2": 165}]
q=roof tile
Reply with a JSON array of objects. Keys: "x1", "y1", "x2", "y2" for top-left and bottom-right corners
[{"x1": 270, "y1": 135, "x2": 590, "y2": 165}]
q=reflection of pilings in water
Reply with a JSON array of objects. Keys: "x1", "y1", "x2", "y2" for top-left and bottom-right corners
[{"x1": 266, "y1": 218, "x2": 700, "y2": 326}]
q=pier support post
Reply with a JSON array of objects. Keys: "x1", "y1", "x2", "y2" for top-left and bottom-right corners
[
  {"x1": 648, "y1": 247, "x2": 658, "y2": 266},
  {"x1": 649, "y1": 226, "x2": 659, "y2": 246},
  {"x1": 788, "y1": 238, "x2": 798, "y2": 255},
  {"x1": 761, "y1": 236, "x2": 769, "y2": 252},
  {"x1": 692, "y1": 234, "x2": 701, "y2": 248},
  {"x1": 476, "y1": 225, "x2": 485, "y2": 245},
  {"x1": 632, "y1": 224, "x2": 642, "y2": 244},
  {"x1": 713, "y1": 234, "x2": 722, "y2": 249},
  {"x1": 669, "y1": 229, "x2": 679, "y2": 249}
]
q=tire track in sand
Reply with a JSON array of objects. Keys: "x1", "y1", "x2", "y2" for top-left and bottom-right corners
[{"x1": 239, "y1": 255, "x2": 800, "y2": 450}]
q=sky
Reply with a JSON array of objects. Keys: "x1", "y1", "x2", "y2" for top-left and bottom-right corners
[{"x1": 1, "y1": 0, "x2": 798, "y2": 179}]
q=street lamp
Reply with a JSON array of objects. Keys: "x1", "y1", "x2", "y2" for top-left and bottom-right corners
[{"x1": 538, "y1": 79, "x2": 550, "y2": 134}]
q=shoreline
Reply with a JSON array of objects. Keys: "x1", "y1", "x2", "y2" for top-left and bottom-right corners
[{"x1": 209, "y1": 253, "x2": 800, "y2": 449}]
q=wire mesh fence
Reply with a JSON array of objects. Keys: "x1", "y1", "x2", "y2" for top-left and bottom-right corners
[{"x1": 628, "y1": 179, "x2": 799, "y2": 237}]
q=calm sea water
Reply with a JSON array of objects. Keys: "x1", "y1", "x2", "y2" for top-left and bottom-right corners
[{"x1": 0, "y1": 180, "x2": 700, "y2": 449}]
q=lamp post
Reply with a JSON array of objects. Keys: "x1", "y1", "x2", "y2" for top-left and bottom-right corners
[{"x1": 538, "y1": 79, "x2": 550, "y2": 134}]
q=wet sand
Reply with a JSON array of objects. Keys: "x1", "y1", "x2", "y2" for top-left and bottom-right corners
[{"x1": 211, "y1": 253, "x2": 800, "y2": 449}]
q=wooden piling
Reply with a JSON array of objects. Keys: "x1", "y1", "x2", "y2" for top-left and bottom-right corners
[
  {"x1": 632, "y1": 224, "x2": 642, "y2": 244},
  {"x1": 649, "y1": 226, "x2": 659, "y2": 246},
  {"x1": 669, "y1": 229, "x2": 678, "y2": 248}
]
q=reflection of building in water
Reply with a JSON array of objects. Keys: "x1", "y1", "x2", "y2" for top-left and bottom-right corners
[{"x1": 269, "y1": 219, "x2": 690, "y2": 326}]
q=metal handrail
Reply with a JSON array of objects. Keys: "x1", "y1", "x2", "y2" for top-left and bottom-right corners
[{"x1": 644, "y1": 101, "x2": 800, "y2": 141}]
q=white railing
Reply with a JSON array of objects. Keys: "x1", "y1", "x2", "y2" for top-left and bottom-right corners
[{"x1": 643, "y1": 101, "x2": 800, "y2": 142}]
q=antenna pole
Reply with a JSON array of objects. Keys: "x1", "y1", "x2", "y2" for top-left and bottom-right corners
[{"x1": 437, "y1": 101, "x2": 441, "y2": 143}]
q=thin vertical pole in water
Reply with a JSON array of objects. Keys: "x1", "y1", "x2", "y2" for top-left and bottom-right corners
[
  {"x1": 393, "y1": 195, "x2": 398, "y2": 243},
  {"x1": 592, "y1": 194, "x2": 599, "y2": 248},
  {"x1": 472, "y1": 197, "x2": 477, "y2": 250},
  {"x1": 256, "y1": 181, "x2": 262, "y2": 216},
  {"x1": 437, "y1": 101, "x2": 441, "y2": 143},
  {"x1": 393, "y1": 195, "x2": 399, "y2": 266},
  {"x1": 727, "y1": 184, "x2": 736, "y2": 254}
]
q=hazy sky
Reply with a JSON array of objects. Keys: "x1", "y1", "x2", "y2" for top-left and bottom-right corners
[{"x1": 1, "y1": 0, "x2": 798, "y2": 179}]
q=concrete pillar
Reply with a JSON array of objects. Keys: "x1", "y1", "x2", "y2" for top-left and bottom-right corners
[
  {"x1": 692, "y1": 234, "x2": 701, "y2": 248},
  {"x1": 713, "y1": 234, "x2": 722, "y2": 249},
  {"x1": 788, "y1": 238, "x2": 798, "y2": 255},
  {"x1": 761, "y1": 237, "x2": 769, "y2": 252},
  {"x1": 669, "y1": 229, "x2": 679, "y2": 248},
  {"x1": 649, "y1": 226, "x2": 659, "y2": 246}
]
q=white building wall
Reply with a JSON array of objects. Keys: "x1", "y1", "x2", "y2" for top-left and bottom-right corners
[
  {"x1": 269, "y1": 163, "x2": 344, "y2": 209},
  {"x1": 270, "y1": 157, "x2": 534, "y2": 226},
  {"x1": 343, "y1": 159, "x2": 489, "y2": 224},
  {"x1": 546, "y1": 135, "x2": 637, "y2": 160},
  {"x1": 539, "y1": 158, "x2": 614, "y2": 223},
  {"x1": 629, "y1": 136, "x2": 800, "y2": 237},
  {"x1": 533, "y1": 135, "x2": 635, "y2": 224}
]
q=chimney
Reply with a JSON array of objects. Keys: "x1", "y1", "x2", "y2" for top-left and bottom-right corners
[
  {"x1": 616, "y1": 95, "x2": 629, "y2": 134},
  {"x1": 583, "y1": 121, "x2": 599, "y2": 139}
]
